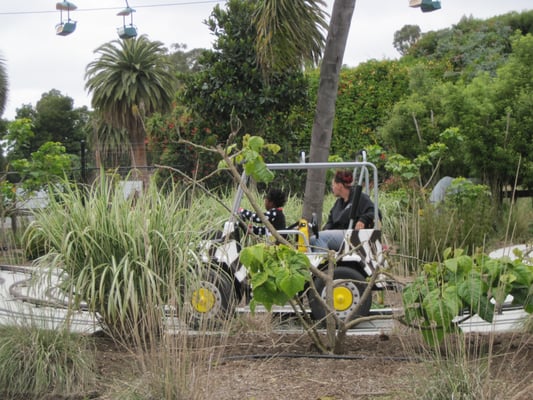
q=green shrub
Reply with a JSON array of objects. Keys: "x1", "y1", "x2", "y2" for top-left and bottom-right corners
[
  {"x1": 402, "y1": 247, "x2": 533, "y2": 346},
  {"x1": 0, "y1": 326, "x2": 95, "y2": 398}
]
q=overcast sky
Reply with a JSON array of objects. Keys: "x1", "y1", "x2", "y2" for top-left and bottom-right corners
[{"x1": 1, "y1": 0, "x2": 532, "y2": 120}]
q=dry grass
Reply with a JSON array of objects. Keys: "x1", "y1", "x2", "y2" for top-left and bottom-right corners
[{"x1": 88, "y1": 317, "x2": 532, "y2": 400}]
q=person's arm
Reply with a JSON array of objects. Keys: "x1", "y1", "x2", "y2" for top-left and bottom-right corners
[
  {"x1": 355, "y1": 194, "x2": 377, "y2": 228},
  {"x1": 239, "y1": 208, "x2": 261, "y2": 223},
  {"x1": 240, "y1": 208, "x2": 281, "y2": 235},
  {"x1": 253, "y1": 209, "x2": 279, "y2": 235},
  {"x1": 251, "y1": 225, "x2": 267, "y2": 235},
  {"x1": 239, "y1": 208, "x2": 263, "y2": 233}
]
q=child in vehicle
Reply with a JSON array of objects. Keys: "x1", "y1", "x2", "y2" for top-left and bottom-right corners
[{"x1": 239, "y1": 188, "x2": 287, "y2": 235}]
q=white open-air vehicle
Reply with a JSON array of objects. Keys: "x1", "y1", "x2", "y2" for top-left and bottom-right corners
[{"x1": 186, "y1": 152, "x2": 389, "y2": 325}]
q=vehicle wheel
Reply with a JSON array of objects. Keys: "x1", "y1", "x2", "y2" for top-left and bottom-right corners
[
  {"x1": 308, "y1": 267, "x2": 372, "y2": 322},
  {"x1": 186, "y1": 267, "x2": 236, "y2": 328}
]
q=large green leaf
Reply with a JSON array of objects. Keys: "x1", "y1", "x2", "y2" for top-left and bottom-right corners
[
  {"x1": 500, "y1": 273, "x2": 517, "y2": 285},
  {"x1": 278, "y1": 272, "x2": 307, "y2": 298},
  {"x1": 282, "y1": 247, "x2": 311, "y2": 273},
  {"x1": 456, "y1": 254, "x2": 474, "y2": 276},
  {"x1": 240, "y1": 244, "x2": 265, "y2": 272},
  {"x1": 402, "y1": 276, "x2": 430, "y2": 304},
  {"x1": 244, "y1": 157, "x2": 275, "y2": 183},
  {"x1": 252, "y1": 283, "x2": 289, "y2": 311},
  {"x1": 422, "y1": 285, "x2": 460, "y2": 329},
  {"x1": 511, "y1": 264, "x2": 533, "y2": 286},
  {"x1": 482, "y1": 258, "x2": 506, "y2": 285},
  {"x1": 246, "y1": 135, "x2": 265, "y2": 152},
  {"x1": 251, "y1": 270, "x2": 270, "y2": 288},
  {"x1": 250, "y1": 287, "x2": 274, "y2": 310},
  {"x1": 443, "y1": 247, "x2": 455, "y2": 260},
  {"x1": 457, "y1": 271, "x2": 486, "y2": 308},
  {"x1": 455, "y1": 268, "x2": 498, "y2": 322},
  {"x1": 423, "y1": 261, "x2": 439, "y2": 277},
  {"x1": 444, "y1": 258, "x2": 458, "y2": 274},
  {"x1": 243, "y1": 244, "x2": 310, "y2": 312}
]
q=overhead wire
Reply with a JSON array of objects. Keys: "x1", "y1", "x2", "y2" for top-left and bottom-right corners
[{"x1": 0, "y1": 1, "x2": 226, "y2": 16}]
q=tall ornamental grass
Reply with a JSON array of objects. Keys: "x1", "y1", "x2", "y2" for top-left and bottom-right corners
[
  {"x1": 380, "y1": 179, "x2": 497, "y2": 275},
  {"x1": 18, "y1": 173, "x2": 245, "y2": 399},
  {"x1": 22, "y1": 173, "x2": 229, "y2": 343},
  {"x1": 0, "y1": 325, "x2": 96, "y2": 399}
]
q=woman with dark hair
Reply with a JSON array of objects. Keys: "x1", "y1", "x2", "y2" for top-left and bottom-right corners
[
  {"x1": 239, "y1": 188, "x2": 287, "y2": 235},
  {"x1": 310, "y1": 170, "x2": 377, "y2": 251}
]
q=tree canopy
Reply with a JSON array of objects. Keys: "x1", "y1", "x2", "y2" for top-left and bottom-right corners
[
  {"x1": 393, "y1": 24, "x2": 421, "y2": 56},
  {"x1": 5, "y1": 90, "x2": 88, "y2": 165},
  {"x1": 180, "y1": 0, "x2": 310, "y2": 144}
]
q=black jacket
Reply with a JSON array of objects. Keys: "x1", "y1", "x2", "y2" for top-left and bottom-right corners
[{"x1": 323, "y1": 189, "x2": 377, "y2": 230}]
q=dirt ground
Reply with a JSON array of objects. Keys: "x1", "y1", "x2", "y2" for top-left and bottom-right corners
[{"x1": 93, "y1": 324, "x2": 533, "y2": 400}]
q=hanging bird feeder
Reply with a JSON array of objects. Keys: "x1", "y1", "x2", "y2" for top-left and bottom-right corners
[
  {"x1": 117, "y1": 2, "x2": 137, "y2": 39},
  {"x1": 55, "y1": 1, "x2": 77, "y2": 36}
]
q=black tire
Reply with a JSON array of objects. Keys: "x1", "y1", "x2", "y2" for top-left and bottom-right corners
[
  {"x1": 308, "y1": 267, "x2": 372, "y2": 322},
  {"x1": 186, "y1": 267, "x2": 236, "y2": 328}
]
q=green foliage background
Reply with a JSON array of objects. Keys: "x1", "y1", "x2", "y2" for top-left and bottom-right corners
[{"x1": 145, "y1": 7, "x2": 533, "y2": 198}]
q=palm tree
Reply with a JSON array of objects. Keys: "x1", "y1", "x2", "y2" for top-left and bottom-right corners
[
  {"x1": 88, "y1": 115, "x2": 132, "y2": 170},
  {"x1": 0, "y1": 53, "x2": 8, "y2": 117},
  {"x1": 85, "y1": 35, "x2": 177, "y2": 186},
  {"x1": 253, "y1": 0, "x2": 328, "y2": 74}
]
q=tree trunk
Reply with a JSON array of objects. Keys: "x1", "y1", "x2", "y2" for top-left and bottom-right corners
[{"x1": 302, "y1": 0, "x2": 357, "y2": 224}]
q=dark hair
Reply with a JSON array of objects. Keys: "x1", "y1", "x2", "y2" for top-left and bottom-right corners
[
  {"x1": 333, "y1": 170, "x2": 353, "y2": 186},
  {"x1": 266, "y1": 188, "x2": 287, "y2": 207}
]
